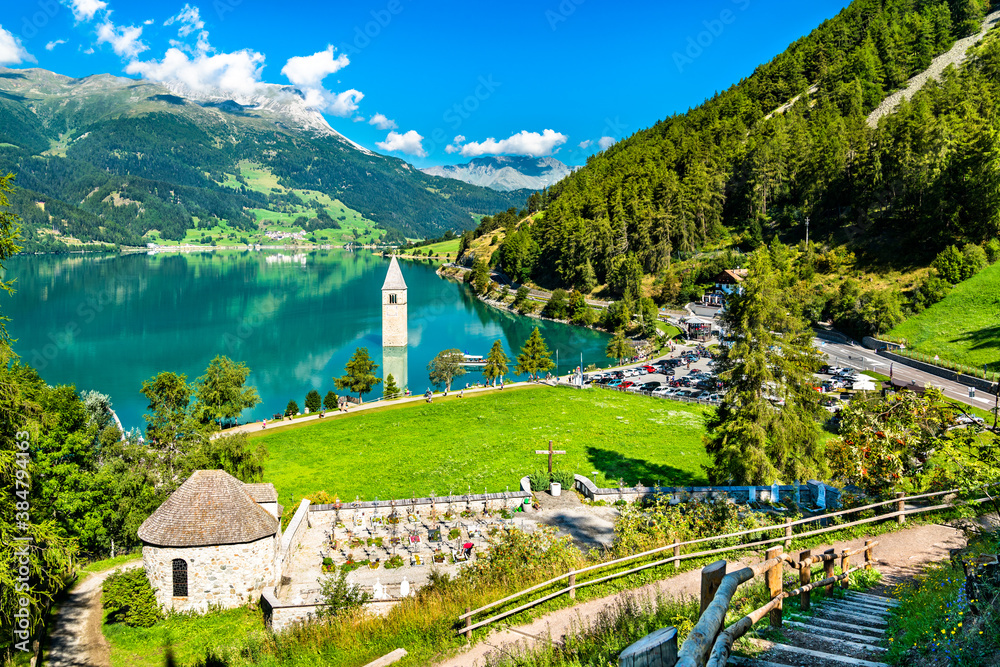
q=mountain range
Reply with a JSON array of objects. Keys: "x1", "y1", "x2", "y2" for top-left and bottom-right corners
[
  {"x1": 0, "y1": 67, "x2": 528, "y2": 249},
  {"x1": 421, "y1": 156, "x2": 573, "y2": 192}
]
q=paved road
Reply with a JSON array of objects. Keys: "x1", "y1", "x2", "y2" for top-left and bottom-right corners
[{"x1": 817, "y1": 339, "x2": 998, "y2": 412}]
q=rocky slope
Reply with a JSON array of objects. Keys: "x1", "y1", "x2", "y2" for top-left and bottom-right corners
[{"x1": 422, "y1": 156, "x2": 573, "y2": 192}]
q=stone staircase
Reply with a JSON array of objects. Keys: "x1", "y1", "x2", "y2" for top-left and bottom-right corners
[{"x1": 729, "y1": 591, "x2": 899, "y2": 667}]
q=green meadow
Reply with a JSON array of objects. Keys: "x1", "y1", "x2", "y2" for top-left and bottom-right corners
[{"x1": 254, "y1": 385, "x2": 712, "y2": 505}]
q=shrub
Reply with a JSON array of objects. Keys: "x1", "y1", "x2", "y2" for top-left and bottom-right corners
[
  {"x1": 961, "y1": 243, "x2": 988, "y2": 280},
  {"x1": 527, "y1": 470, "x2": 550, "y2": 491},
  {"x1": 933, "y1": 245, "x2": 965, "y2": 284},
  {"x1": 551, "y1": 470, "x2": 575, "y2": 489},
  {"x1": 102, "y1": 568, "x2": 162, "y2": 628},
  {"x1": 316, "y1": 569, "x2": 371, "y2": 618}
]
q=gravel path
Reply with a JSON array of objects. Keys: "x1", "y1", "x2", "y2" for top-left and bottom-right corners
[
  {"x1": 44, "y1": 562, "x2": 142, "y2": 667},
  {"x1": 432, "y1": 521, "x2": 975, "y2": 667},
  {"x1": 867, "y1": 10, "x2": 1000, "y2": 127}
]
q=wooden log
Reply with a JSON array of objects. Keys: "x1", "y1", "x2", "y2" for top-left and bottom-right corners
[
  {"x1": 766, "y1": 546, "x2": 783, "y2": 628},
  {"x1": 784, "y1": 519, "x2": 793, "y2": 549},
  {"x1": 823, "y1": 548, "x2": 836, "y2": 594},
  {"x1": 865, "y1": 539, "x2": 874, "y2": 570},
  {"x1": 619, "y1": 626, "x2": 678, "y2": 667},
  {"x1": 799, "y1": 549, "x2": 812, "y2": 611},
  {"x1": 705, "y1": 596, "x2": 783, "y2": 667},
  {"x1": 841, "y1": 549, "x2": 851, "y2": 590},
  {"x1": 896, "y1": 492, "x2": 905, "y2": 525},
  {"x1": 568, "y1": 572, "x2": 577, "y2": 600},
  {"x1": 673, "y1": 542, "x2": 681, "y2": 570},
  {"x1": 700, "y1": 560, "x2": 727, "y2": 619},
  {"x1": 464, "y1": 606, "x2": 472, "y2": 640}
]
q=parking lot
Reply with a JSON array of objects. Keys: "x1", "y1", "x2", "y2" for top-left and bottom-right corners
[{"x1": 583, "y1": 343, "x2": 723, "y2": 404}]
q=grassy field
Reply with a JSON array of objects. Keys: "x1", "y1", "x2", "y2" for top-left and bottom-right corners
[
  {"x1": 255, "y1": 386, "x2": 711, "y2": 504},
  {"x1": 890, "y1": 261, "x2": 1000, "y2": 371},
  {"x1": 104, "y1": 606, "x2": 265, "y2": 667},
  {"x1": 398, "y1": 238, "x2": 461, "y2": 258}
]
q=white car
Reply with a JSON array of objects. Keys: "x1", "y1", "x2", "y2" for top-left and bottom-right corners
[{"x1": 955, "y1": 414, "x2": 985, "y2": 425}]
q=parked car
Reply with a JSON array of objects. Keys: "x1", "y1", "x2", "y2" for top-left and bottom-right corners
[
  {"x1": 955, "y1": 414, "x2": 985, "y2": 425},
  {"x1": 639, "y1": 381, "x2": 661, "y2": 392},
  {"x1": 652, "y1": 386, "x2": 674, "y2": 396},
  {"x1": 619, "y1": 381, "x2": 636, "y2": 390},
  {"x1": 608, "y1": 379, "x2": 623, "y2": 387},
  {"x1": 818, "y1": 364, "x2": 832, "y2": 375},
  {"x1": 642, "y1": 365, "x2": 658, "y2": 373},
  {"x1": 634, "y1": 367, "x2": 648, "y2": 376},
  {"x1": 707, "y1": 393, "x2": 723, "y2": 403}
]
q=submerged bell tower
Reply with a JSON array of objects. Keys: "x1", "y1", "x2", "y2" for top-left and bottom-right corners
[{"x1": 381, "y1": 255, "x2": 407, "y2": 347}]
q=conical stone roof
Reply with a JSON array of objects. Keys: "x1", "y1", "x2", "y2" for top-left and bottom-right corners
[
  {"x1": 138, "y1": 470, "x2": 279, "y2": 547},
  {"x1": 382, "y1": 255, "x2": 407, "y2": 290}
]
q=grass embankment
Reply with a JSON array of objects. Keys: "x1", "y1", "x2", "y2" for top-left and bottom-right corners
[
  {"x1": 890, "y1": 261, "x2": 1000, "y2": 372},
  {"x1": 256, "y1": 385, "x2": 711, "y2": 503},
  {"x1": 885, "y1": 531, "x2": 1000, "y2": 666},
  {"x1": 397, "y1": 238, "x2": 460, "y2": 258},
  {"x1": 105, "y1": 607, "x2": 266, "y2": 667}
]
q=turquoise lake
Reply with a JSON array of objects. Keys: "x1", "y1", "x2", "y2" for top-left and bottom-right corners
[{"x1": 4, "y1": 250, "x2": 611, "y2": 429}]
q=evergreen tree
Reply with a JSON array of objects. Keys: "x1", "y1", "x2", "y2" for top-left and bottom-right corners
[
  {"x1": 512, "y1": 286, "x2": 530, "y2": 311},
  {"x1": 515, "y1": 328, "x2": 555, "y2": 380},
  {"x1": 483, "y1": 340, "x2": 510, "y2": 386},
  {"x1": 470, "y1": 258, "x2": 491, "y2": 294},
  {"x1": 542, "y1": 289, "x2": 569, "y2": 319},
  {"x1": 427, "y1": 349, "x2": 466, "y2": 391},
  {"x1": 606, "y1": 330, "x2": 632, "y2": 365},
  {"x1": 333, "y1": 347, "x2": 381, "y2": 402},
  {"x1": 704, "y1": 249, "x2": 824, "y2": 484},
  {"x1": 285, "y1": 400, "x2": 299, "y2": 417},
  {"x1": 383, "y1": 374, "x2": 400, "y2": 400},
  {"x1": 305, "y1": 389, "x2": 321, "y2": 412},
  {"x1": 323, "y1": 391, "x2": 338, "y2": 410},
  {"x1": 194, "y1": 356, "x2": 261, "y2": 428}
]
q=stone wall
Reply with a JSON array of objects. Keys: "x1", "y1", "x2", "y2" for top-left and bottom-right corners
[
  {"x1": 572, "y1": 475, "x2": 840, "y2": 508},
  {"x1": 261, "y1": 588, "x2": 402, "y2": 633},
  {"x1": 278, "y1": 499, "x2": 311, "y2": 578},
  {"x1": 309, "y1": 490, "x2": 532, "y2": 523},
  {"x1": 879, "y1": 350, "x2": 997, "y2": 393},
  {"x1": 144, "y1": 535, "x2": 278, "y2": 613}
]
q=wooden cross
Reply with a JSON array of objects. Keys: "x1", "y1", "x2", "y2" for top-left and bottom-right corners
[{"x1": 534, "y1": 440, "x2": 566, "y2": 475}]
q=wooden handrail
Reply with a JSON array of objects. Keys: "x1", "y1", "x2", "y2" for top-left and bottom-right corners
[{"x1": 455, "y1": 486, "x2": 989, "y2": 634}]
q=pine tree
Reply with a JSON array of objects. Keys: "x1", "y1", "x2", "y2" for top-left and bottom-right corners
[
  {"x1": 323, "y1": 391, "x2": 338, "y2": 410},
  {"x1": 704, "y1": 249, "x2": 824, "y2": 485},
  {"x1": 333, "y1": 347, "x2": 381, "y2": 402},
  {"x1": 515, "y1": 328, "x2": 555, "y2": 380},
  {"x1": 285, "y1": 400, "x2": 299, "y2": 417},
  {"x1": 383, "y1": 374, "x2": 400, "y2": 400},
  {"x1": 483, "y1": 340, "x2": 509, "y2": 386},
  {"x1": 606, "y1": 330, "x2": 632, "y2": 365},
  {"x1": 305, "y1": 389, "x2": 321, "y2": 412}
]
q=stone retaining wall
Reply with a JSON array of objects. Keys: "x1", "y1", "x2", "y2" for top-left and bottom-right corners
[
  {"x1": 261, "y1": 588, "x2": 403, "y2": 633},
  {"x1": 309, "y1": 490, "x2": 532, "y2": 523},
  {"x1": 278, "y1": 498, "x2": 311, "y2": 578},
  {"x1": 572, "y1": 475, "x2": 840, "y2": 508},
  {"x1": 879, "y1": 350, "x2": 997, "y2": 393}
]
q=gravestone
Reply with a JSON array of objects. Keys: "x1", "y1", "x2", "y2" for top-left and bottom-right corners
[
  {"x1": 771, "y1": 482, "x2": 780, "y2": 503},
  {"x1": 748, "y1": 486, "x2": 755, "y2": 503},
  {"x1": 816, "y1": 483, "x2": 826, "y2": 509}
]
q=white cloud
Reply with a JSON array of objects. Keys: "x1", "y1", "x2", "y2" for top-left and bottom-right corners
[
  {"x1": 453, "y1": 129, "x2": 568, "y2": 158},
  {"x1": 352, "y1": 116, "x2": 366, "y2": 122},
  {"x1": 164, "y1": 4, "x2": 204, "y2": 37},
  {"x1": 444, "y1": 135, "x2": 466, "y2": 154},
  {"x1": 281, "y1": 46, "x2": 349, "y2": 88},
  {"x1": 376, "y1": 130, "x2": 427, "y2": 158},
  {"x1": 368, "y1": 113, "x2": 397, "y2": 130},
  {"x1": 0, "y1": 26, "x2": 36, "y2": 65},
  {"x1": 126, "y1": 47, "x2": 265, "y2": 97},
  {"x1": 69, "y1": 0, "x2": 108, "y2": 22},
  {"x1": 46, "y1": 39, "x2": 67, "y2": 51},
  {"x1": 598, "y1": 136, "x2": 616, "y2": 150},
  {"x1": 96, "y1": 21, "x2": 147, "y2": 58},
  {"x1": 144, "y1": 19, "x2": 155, "y2": 25},
  {"x1": 578, "y1": 139, "x2": 592, "y2": 149}
]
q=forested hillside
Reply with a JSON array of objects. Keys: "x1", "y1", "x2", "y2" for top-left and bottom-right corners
[
  {"x1": 0, "y1": 69, "x2": 524, "y2": 250},
  {"x1": 491, "y1": 0, "x2": 996, "y2": 289}
]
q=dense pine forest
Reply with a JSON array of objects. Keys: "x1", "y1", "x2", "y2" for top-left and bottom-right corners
[{"x1": 480, "y1": 0, "x2": 997, "y2": 292}]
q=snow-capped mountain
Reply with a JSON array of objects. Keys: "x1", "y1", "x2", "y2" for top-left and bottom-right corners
[{"x1": 421, "y1": 156, "x2": 573, "y2": 192}]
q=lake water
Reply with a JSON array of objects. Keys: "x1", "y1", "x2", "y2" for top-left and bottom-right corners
[{"x1": 4, "y1": 250, "x2": 611, "y2": 429}]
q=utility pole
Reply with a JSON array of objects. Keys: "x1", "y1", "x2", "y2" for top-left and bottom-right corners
[{"x1": 805, "y1": 216, "x2": 810, "y2": 246}]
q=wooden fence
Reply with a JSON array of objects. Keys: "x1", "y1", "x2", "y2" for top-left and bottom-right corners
[
  {"x1": 457, "y1": 486, "x2": 989, "y2": 637},
  {"x1": 671, "y1": 540, "x2": 879, "y2": 667}
]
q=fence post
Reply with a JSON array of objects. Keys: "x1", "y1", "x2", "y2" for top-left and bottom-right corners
[
  {"x1": 699, "y1": 560, "x2": 727, "y2": 619},
  {"x1": 673, "y1": 541, "x2": 681, "y2": 570},
  {"x1": 464, "y1": 606, "x2": 472, "y2": 640},
  {"x1": 568, "y1": 572, "x2": 577, "y2": 600},
  {"x1": 896, "y1": 492, "x2": 905, "y2": 525},
  {"x1": 784, "y1": 519, "x2": 793, "y2": 549},
  {"x1": 823, "y1": 549, "x2": 836, "y2": 594},
  {"x1": 864, "y1": 540, "x2": 874, "y2": 570},
  {"x1": 766, "y1": 546, "x2": 783, "y2": 628},
  {"x1": 840, "y1": 549, "x2": 851, "y2": 590},
  {"x1": 799, "y1": 549, "x2": 812, "y2": 611}
]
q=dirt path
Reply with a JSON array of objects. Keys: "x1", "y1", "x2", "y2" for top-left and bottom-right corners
[
  {"x1": 44, "y1": 562, "x2": 142, "y2": 667},
  {"x1": 433, "y1": 522, "x2": 972, "y2": 667}
]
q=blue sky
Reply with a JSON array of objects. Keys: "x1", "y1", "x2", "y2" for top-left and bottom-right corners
[{"x1": 0, "y1": 0, "x2": 851, "y2": 167}]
